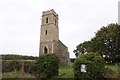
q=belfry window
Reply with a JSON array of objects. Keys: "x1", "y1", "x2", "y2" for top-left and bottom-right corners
[
  {"x1": 46, "y1": 17, "x2": 48, "y2": 23},
  {"x1": 46, "y1": 30, "x2": 47, "y2": 35},
  {"x1": 55, "y1": 19, "x2": 56, "y2": 26}
]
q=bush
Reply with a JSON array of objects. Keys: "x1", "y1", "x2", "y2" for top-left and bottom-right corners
[
  {"x1": 24, "y1": 61, "x2": 36, "y2": 74},
  {"x1": 36, "y1": 54, "x2": 59, "y2": 78},
  {"x1": 70, "y1": 58, "x2": 75, "y2": 63},
  {"x1": 73, "y1": 52, "x2": 106, "y2": 80},
  {"x1": 2, "y1": 60, "x2": 14, "y2": 72},
  {"x1": 2, "y1": 60, "x2": 22, "y2": 72},
  {"x1": 2, "y1": 60, "x2": 36, "y2": 75}
]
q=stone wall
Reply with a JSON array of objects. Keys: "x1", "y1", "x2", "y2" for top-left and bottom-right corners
[
  {"x1": 58, "y1": 40, "x2": 69, "y2": 66},
  {"x1": 39, "y1": 40, "x2": 69, "y2": 66}
]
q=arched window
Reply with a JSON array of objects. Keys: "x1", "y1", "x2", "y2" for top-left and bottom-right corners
[
  {"x1": 46, "y1": 17, "x2": 48, "y2": 23},
  {"x1": 44, "y1": 47, "x2": 48, "y2": 54},
  {"x1": 45, "y1": 30, "x2": 47, "y2": 35}
]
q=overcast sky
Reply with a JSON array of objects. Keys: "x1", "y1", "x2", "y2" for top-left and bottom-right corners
[{"x1": 0, "y1": 0, "x2": 119, "y2": 58}]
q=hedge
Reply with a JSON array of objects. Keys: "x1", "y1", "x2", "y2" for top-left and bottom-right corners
[
  {"x1": 2, "y1": 60, "x2": 36, "y2": 74},
  {"x1": 36, "y1": 54, "x2": 59, "y2": 78},
  {"x1": 73, "y1": 52, "x2": 106, "y2": 80},
  {"x1": 24, "y1": 61, "x2": 36, "y2": 74}
]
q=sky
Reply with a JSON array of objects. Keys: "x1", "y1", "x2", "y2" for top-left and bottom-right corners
[{"x1": 0, "y1": 0, "x2": 119, "y2": 58}]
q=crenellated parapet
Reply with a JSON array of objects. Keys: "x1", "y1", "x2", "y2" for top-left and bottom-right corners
[{"x1": 42, "y1": 9, "x2": 58, "y2": 17}]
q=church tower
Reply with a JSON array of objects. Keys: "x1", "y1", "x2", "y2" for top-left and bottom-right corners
[
  {"x1": 40, "y1": 9, "x2": 59, "y2": 43},
  {"x1": 39, "y1": 9, "x2": 69, "y2": 66}
]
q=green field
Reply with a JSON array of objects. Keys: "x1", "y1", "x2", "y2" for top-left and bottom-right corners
[
  {"x1": 105, "y1": 64, "x2": 118, "y2": 72},
  {"x1": 2, "y1": 71, "x2": 35, "y2": 78},
  {"x1": 57, "y1": 65, "x2": 74, "y2": 78},
  {"x1": 2, "y1": 64, "x2": 119, "y2": 78}
]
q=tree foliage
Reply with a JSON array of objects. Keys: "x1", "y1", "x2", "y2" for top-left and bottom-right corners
[
  {"x1": 73, "y1": 41, "x2": 92, "y2": 57},
  {"x1": 73, "y1": 52, "x2": 106, "y2": 80},
  {"x1": 35, "y1": 54, "x2": 59, "y2": 78},
  {"x1": 1, "y1": 54, "x2": 38, "y2": 60},
  {"x1": 74, "y1": 23, "x2": 120, "y2": 63}
]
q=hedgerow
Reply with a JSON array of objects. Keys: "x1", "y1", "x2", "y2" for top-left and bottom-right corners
[{"x1": 2, "y1": 60, "x2": 36, "y2": 74}]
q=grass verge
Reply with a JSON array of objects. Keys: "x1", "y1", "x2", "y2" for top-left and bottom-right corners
[{"x1": 2, "y1": 71, "x2": 35, "y2": 78}]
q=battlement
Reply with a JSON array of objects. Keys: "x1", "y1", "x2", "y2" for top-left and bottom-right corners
[{"x1": 42, "y1": 9, "x2": 58, "y2": 17}]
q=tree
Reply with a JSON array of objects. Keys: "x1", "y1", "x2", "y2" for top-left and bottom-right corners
[
  {"x1": 74, "y1": 23, "x2": 120, "y2": 63},
  {"x1": 73, "y1": 41, "x2": 92, "y2": 57},
  {"x1": 91, "y1": 23, "x2": 120, "y2": 63}
]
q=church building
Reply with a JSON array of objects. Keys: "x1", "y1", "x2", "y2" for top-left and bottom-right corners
[{"x1": 39, "y1": 9, "x2": 69, "y2": 66}]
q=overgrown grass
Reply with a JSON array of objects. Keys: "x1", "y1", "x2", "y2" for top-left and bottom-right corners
[
  {"x1": 2, "y1": 71, "x2": 35, "y2": 78},
  {"x1": 105, "y1": 64, "x2": 119, "y2": 78},
  {"x1": 105, "y1": 64, "x2": 118, "y2": 72}
]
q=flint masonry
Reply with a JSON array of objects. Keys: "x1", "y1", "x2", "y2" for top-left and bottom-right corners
[{"x1": 39, "y1": 9, "x2": 69, "y2": 66}]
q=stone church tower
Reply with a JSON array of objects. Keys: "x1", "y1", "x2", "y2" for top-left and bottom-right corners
[{"x1": 39, "y1": 9, "x2": 69, "y2": 66}]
